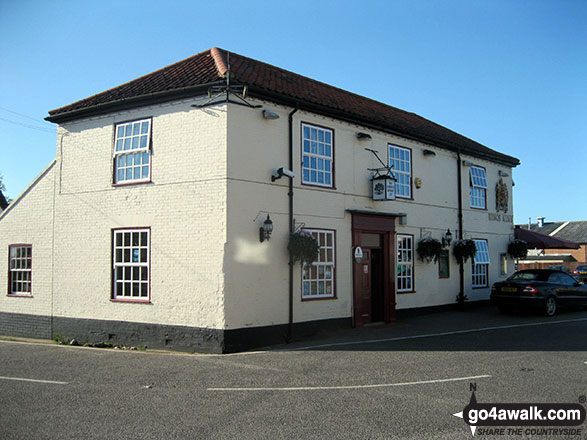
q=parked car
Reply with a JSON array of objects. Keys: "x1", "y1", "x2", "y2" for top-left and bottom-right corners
[
  {"x1": 547, "y1": 265, "x2": 567, "y2": 272},
  {"x1": 491, "y1": 269, "x2": 587, "y2": 317},
  {"x1": 573, "y1": 265, "x2": 587, "y2": 282}
]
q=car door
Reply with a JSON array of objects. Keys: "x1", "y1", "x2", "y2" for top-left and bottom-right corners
[
  {"x1": 549, "y1": 272, "x2": 573, "y2": 307},
  {"x1": 556, "y1": 272, "x2": 586, "y2": 307},
  {"x1": 562, "y1": 274, "x2": 587, "y2": 306}
]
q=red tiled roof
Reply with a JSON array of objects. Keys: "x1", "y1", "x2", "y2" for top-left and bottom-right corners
[{"x1": 47, "y1": 47, "x2": 519, "y2": 166}]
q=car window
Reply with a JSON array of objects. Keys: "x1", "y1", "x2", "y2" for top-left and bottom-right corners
[
  {"x1": 560, "y1": 273, "x2": 578, "y2": 285},
  {"x1": 509, "y1": 272, "x2": 549, "y2": 282},
  {"x1": 549, "y1": 272, "x2": 576, "y2": 285}
]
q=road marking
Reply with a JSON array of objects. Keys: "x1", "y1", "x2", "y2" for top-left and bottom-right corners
[
  {"x1": 208, "y1": 374, "x2": 491, "y2": 391},
  {"x1": 0, "y1": 375, "x2": 68, "y2": 385}
]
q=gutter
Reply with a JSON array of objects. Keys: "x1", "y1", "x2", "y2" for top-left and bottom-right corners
[
  {"x1": 45, "y1": 81, "x2": 226, "y2": 124},
  {"x1": 456, "y1": 151, "x2": 466, "y2": 306},
  {"x1": 287, "y1": 105, "x2": 298, "y2": 343}
]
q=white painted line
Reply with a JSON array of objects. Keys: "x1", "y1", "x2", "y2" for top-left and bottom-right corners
[
  {"x1": 283, "y1": 317, "x2": 587, "y2": 352},
  {"x1": 0, "y1": 375, "x2": 68, "y2": 385},
  {"x1": 208, "y1": 374, "x2": 492, "y2": 391}
]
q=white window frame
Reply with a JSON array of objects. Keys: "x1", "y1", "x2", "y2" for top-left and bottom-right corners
[
  {"x1": 469, "y1": 166, "x2": 487, "y2": 209},
  {"x1": 8, "y1": 245, "x2": 32, "y2": 296},
  {"x1": 113, "y1": 119, "x2": 152, "y2": 184},
  {"x1": 301, "y1": 123, "x2": 334, "y2": 188},
  {"x1": 113, "y1": 229, "x2": 150, "y2": 301},
  {"x1": 472, "y1": 239, "x2": 490, "y2": 288},
  {"x1": 388, "y1": 144, "x2": 412, "y2": 198},
  {"x1": 302, "y1": 229, "x2": 335, "y2": 299},
  {"x1": 396, "y1": 234, "x2": 414, "y2": 292}
]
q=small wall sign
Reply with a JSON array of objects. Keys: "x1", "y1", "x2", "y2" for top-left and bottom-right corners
[{"x1": 354, "y1": 246, "x2": 364, "y2": 263}]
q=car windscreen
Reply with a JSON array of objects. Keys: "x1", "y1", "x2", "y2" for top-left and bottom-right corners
[{"x1": 508, "y1": 272, "x2": 549, "y2": 282}]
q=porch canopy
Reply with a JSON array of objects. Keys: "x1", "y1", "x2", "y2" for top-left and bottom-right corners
[{"x1": 514, "y1": 226, "x2": 580, "y2": 250}]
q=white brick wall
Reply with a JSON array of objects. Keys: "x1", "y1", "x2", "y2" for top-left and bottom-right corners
[
  {"x1": 0, "y1": 163, "x2": 56, "y2": 318},
  {"x1": 1, "y1": 98, "x2": 229, "y2": 330}
]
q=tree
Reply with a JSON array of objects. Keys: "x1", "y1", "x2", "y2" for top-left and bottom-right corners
[{"x1": 0, "y1": 173, "x2": 11, "y2": 206}]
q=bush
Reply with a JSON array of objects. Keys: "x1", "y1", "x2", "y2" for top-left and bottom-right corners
[
  {"x1": 416, "y1": 237, "x2": 443, "y2": 263},
  {"x1": 508, "y1": 239, "x2": 528, "y2": 259},
  {"x1": 453, "y1": 239, "x2": 477, "y2": 264},
  {"x1": 288, "y1": 231, "x2": 319, "y2": 265}
]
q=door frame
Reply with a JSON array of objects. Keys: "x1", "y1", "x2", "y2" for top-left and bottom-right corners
[{"x1": 351, "y1": 211, "x2": 398, "y2": 326}]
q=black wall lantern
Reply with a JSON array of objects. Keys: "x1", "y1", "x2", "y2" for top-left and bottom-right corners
[
  {"x1": 259, "y1": 214, "x2": 273, "y2": 242},
  {"x1": 442, "y1": 229, "x2": 453, "y2": 247}
]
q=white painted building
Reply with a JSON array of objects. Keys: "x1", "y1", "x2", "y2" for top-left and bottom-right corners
[{"x1": 0, "y1": 48, "x2": 519, "y2": 352}]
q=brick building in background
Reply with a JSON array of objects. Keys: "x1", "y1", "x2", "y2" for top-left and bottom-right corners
[{"x1": 519, "y1": 218, "x2": 587, "y2": 270}]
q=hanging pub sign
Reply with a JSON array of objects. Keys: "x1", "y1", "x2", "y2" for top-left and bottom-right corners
[{"x1": 372, "y1": 173, "x2": 396, "y2": 201}]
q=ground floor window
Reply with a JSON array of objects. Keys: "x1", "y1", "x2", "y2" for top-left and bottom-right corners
[
  {"x1": 8, "y1": 245, "x2": 32, "y2": 296},
  {"x1": 112, "y1": 228, "x2": 150, "y2": 301},
  {"x1": 500, "y1": 253, "x2": 507, "y2": 276},
  {"x1": 396, "y1": 234, "x2": 414, "y2": 292},
  {"x1": 472, "y1": 239, "x2": 490, "y2": 288},
  {"x1": 302, "y1": 229, "x2": 335, "y2": 299}
]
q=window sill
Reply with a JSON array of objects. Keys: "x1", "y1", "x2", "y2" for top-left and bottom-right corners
[
  {"x1": 472, "y1": 286, "x2": 489, "y2": 290},
  {"x1": 396, "y1": 290, "x2": 416, "y2": 295},
  {"x1": 301, "y1": 295, "x2": 337, "y2": 302},
  {"x1": 113, "y1": 179, "x2": 152, "y2": 188},
  {"x1": 300, "y1": 181, "x2": 336, "y2": 190},
  {"x1": 110, "y1": 298, "x2": 151, "y2": 304},
  {"x1": 7, "y1": 294, "x2": 33, "y2": 298}
]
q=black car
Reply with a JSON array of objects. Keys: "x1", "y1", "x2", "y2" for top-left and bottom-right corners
[
  {"x1": 491, "y1": 269, "x2": 587, "y2": 316},
  {"x1": 573, "y1": 264, "x2": 587, "y2": 282}
]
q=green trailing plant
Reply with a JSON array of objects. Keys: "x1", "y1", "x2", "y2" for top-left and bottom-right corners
[
  {"x1": 507, "y1": 239, "x2": 528, "y2": 259},
  {"x1": 288, "y1": 230, "x2": 320, "y2": 265},
  {"x1": 416, "y1": 237, "x2": 443, "y2": 263},
  {"x1": 453, "y1": 239, "x2": 477, "y2": 264}
]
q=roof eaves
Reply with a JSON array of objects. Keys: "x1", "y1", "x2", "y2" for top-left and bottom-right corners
[
  {"x1": 45, "y1": 81, "x2": 225, "y2": 123},
  {"x1": 247, "y1": 85, "x2": 520, "y2": 167}
]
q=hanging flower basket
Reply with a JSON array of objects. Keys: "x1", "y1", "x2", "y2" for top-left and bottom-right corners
[
  {"x1": 508, "y1": 239, "x2": 528, "y2": 259},
  {"x1": 416, "y1": 237, "x2": 443, "y2": 263},
  {"x1": 453, "y1": 239, "x2": 477, "y2": 264},
  {"x1": 288, "y1": 231, "x2": 319, "y2": 265}
]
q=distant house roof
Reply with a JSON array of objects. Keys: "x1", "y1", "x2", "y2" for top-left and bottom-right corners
[
  {"x1": 46, "y1": 47, "x2": 519, "y2": 167},
  {"x1": 0, "y1": 190, "x2": 8, "y2": 211},
  {"x1": 522, "y1": 221, "x2": 587, "y2": 245}
]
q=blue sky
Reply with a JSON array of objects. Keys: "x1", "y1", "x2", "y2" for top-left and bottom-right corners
[{"x1": 1, "y1": 0, "x2": 585, "y2": 224}]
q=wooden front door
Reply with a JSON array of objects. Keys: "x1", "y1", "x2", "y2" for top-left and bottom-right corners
[
  {"x1": 353, "y1": 248, "x2": 372, "y2": 326},
  {"x1": 351, "y1": 212, "x2": 397, "y2": 327}
]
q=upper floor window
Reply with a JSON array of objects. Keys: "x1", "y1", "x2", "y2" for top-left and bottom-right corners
[
  {"x1": 472, "y1": 239, "x2": 490, "y2": 288},
  {"x1": 301, "y1": 123, "x2": 333, "y2": 188},
  {"x1": 302, "y1": 229, "x2": 335, "y2": 299},
  {"x1": 8, "y1": 245, "x2": 32, "y2": 296},
  {"x1": 389, "y1": 145, "x2": 411, "y2": 198},
  {"x1": 114, "y1": 119, "x2": 151, "y2": 185},
  {"x1": 112, "y1": 229, "x2": 150, "y2": 301},
  {"x1": 469, "y1": 166, "x2": 487, "y2": 209}
]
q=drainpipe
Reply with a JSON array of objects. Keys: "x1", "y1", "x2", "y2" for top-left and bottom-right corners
[
  {"x1": 287, "y1": 105, "x2": 298, "y2": 343},
  {"x1": 456, "y1": 151, "x2": 466, "y2": 307}
]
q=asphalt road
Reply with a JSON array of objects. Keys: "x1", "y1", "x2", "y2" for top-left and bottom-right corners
[{"x1": 1, "y1": 306, "x2": 586, "y2": 440}]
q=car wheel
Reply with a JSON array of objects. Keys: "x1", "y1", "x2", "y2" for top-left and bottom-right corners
[{"x1": 544, "y1": 296, "x2": 557, "y2": 317}]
